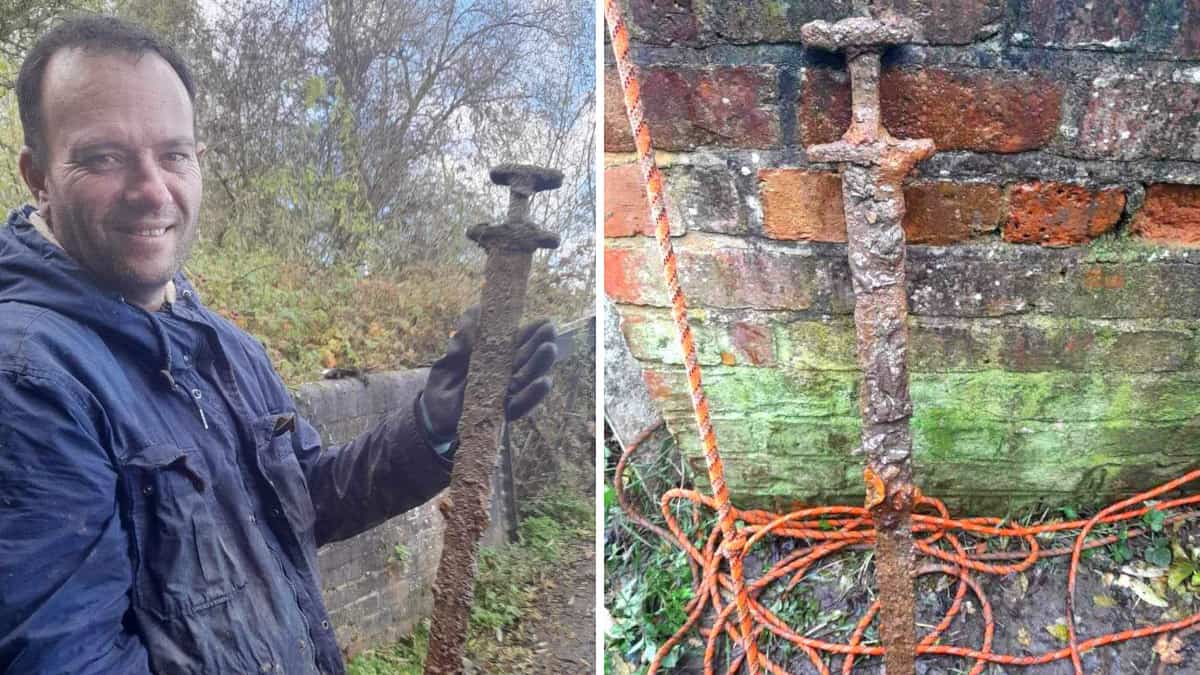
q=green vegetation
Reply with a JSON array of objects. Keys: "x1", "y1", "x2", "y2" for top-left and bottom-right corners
[
  {"x1": 605, "y1": 431, "x2": 705, "y2": 674},
  {"x1": 347, "y1": 489, "x2": 593, "y2": 673},
  {"x1": 1, "y1": 0, "x2": 594, "y2": 388},
  {"x1": 347, "y1": 624, "x2": 429, "y2": 675},
  {"x1": 185, "y1": 244, "x2": 477, "y2": 386}
]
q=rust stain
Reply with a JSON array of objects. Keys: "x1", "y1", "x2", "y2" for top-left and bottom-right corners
[
  {"x1": 865, "y1": 466, "x2": 886, "y2": 510},
  {"x1": 1083, "y1": 266, "x2": 1126, "y2": 290}
]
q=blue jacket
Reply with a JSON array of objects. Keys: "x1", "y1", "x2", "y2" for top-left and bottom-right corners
[{"x1": 0, "y1": 206, "x2": 452, "y2": 674}]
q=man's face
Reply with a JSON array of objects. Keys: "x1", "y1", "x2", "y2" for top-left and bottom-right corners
[{"x1": 22, "y1": 48, "x2": 202, "y2": 308}]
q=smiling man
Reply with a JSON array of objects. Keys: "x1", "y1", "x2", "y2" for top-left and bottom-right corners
[{"x1": 0, "y1": 15, "x2": 556, "y2": 674}]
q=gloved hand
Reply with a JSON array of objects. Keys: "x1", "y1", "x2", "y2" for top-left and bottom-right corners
[{"x1": 419, "y1": 306, "x2": 557, "y2": 447}]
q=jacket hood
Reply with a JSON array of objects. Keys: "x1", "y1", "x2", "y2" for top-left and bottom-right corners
[{"x1": 0, "y1": 204, "x2": 191, "y2": 375}]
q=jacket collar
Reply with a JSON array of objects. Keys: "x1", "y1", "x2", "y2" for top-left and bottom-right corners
[
  {"x1": 1, "y1": 205, "x2": 194, "y2": 381},
  {"x1": 25, "y1": 208, "x2": 177, "y2": 305}
]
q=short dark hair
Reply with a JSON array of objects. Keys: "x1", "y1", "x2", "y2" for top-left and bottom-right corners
[{"x1": 17, "y1": 15, "x2": 196, "y2": 166}]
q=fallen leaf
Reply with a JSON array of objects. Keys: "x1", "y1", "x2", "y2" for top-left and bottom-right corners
[
  {"x1": 1046, "y1": 621, "x2": 1070, "y2": 643},
  {"x1": 1092, "y1": 594, "x2": 1116, "y2": 608},
  {"x1": 1168, "y1": 561, "x2": 1193, "y2": 590},
  {"x1": 1153, "y1": 634, "x2": 1184, "y2": 665},
  {"x1": 1017, "y1": 626, "x2": 1032, "y2": 647},
  {"x1": 1121, "y1": 561, "x2": 1168, "y2": 579},
  {"x1": 1116, "y1": 574, "x2": 1169, "y2": 607}
]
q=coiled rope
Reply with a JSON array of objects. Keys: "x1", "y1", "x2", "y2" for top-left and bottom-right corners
[
  {"x1": 605, "y1": 2, "x2": 1200, "y2": 672},
  {"x1": 604, "y1": 2, "x2": 759, "y2": 671}
]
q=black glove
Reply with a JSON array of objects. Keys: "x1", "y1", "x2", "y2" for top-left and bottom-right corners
[{"x1": 420, "y1": 306, "x2": 557, "y2": 445}]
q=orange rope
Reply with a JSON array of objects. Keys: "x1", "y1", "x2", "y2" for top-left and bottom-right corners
[
  {"x1": 606, "y1": 3, "x2": 1200, "y2": 673},
  {"x1": 605, "y1": 2, "x2": 760, "y2": 672},
  {"x1": 616, "y1": 434, "x2": 1200, "y2": 673}
]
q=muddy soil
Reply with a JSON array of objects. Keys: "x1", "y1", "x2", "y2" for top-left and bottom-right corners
[
  {"x1": 616, "y1": 519, "x2": 1200, "y2": 674},
  {"x1": 474, "y1": 536, "x2": 596, "y2": 674},
  {"x1": 756, "y1": 523, "x2": 1200, "y2": 674},
  {"x1": 524, "y1": 540, "x2": 597, "y2": 672}
]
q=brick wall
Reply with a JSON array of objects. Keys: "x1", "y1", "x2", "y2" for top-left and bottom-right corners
[
  {"x1": 297, "y1": 313, "x2": 597, "y2": 656},
  {"x1": 604, "y1": 0, "x2": 1200, "y2": 513},
  {"x1": 294, "y1": 371, "x2": 511, "y2": 657}
]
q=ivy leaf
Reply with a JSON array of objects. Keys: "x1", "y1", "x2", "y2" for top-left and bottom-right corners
[
  {"x1": 1146, "y1": 543, "x2": 1173, "y2": 568},
  {"x1": 1143, "y1": 508, "x2": 1166, "y2": 533}
]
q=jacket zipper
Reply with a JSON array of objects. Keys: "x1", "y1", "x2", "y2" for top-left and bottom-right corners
[
  {"x1": 159, "y1": 369, "x2": 209, "y2": 430},
  {"x1": 190, "y1": 388, "x2": 210, "y2": 430}
]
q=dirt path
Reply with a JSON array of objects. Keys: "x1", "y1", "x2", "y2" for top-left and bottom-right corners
[
  {"x1": 525, "y1": 540, "x2": 596, "y2": 672},
  {"x1": 471, "y1": 535, "x2": 595, "y2": 674}
]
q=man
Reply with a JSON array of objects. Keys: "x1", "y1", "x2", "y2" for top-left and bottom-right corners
[{"x1": 0, "y1": 15, "x2": 556, "y2": 674}]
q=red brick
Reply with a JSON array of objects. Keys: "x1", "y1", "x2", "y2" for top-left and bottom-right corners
[
  {"x1": 902, "y1": 181, "x2": 1006, "y2": 245},
  {"x1": 706, "y1": 0, "x2": 851, "y2": 43},
  {"x1": 604, "y1": 246, "x2": 652, "y2": 304},
  {"x1": 1131, "y1": 184, "x2": 1200, "y2": 246},
  {"x1": 604, "y1": 68, "x2": 634, "y2": 152},
  {"x1": 606, "y1": 65, "x2": 779, "y2": 152},
  {"x1": 880, "y1": 68, "x2": 1062, "y2": 153},
  {"x1": 627, "y1": 0, "x2": 699, "y2": 45},
  {"x1": 1016, "y1": 0, "x2": 1200, "y2": 58},
  {"x1": 759, "y1": 169, "x2": 846, "y2": 242},
  {"x1": 802, "y1": 67, "x2": 1062, "y2": 152},
  {"x1": 641, "y1": 370, "x2": 675, "y2": 402},
  {"x1": 605, "y1": 238, "x2": 826, "y2": 311},
  {"x1": 799, "y1": 67, "x2": 852, "y2": 147},
  {"x1": 875, "y1": 0, "x2": 1003, "y2": 44},
  {"x1": 732, "y1": 322, "x2": 774, "y2": 365},
  {"x1": 1004, "y1": 182, "x2": 1126, "y2": 247},
  {"x1": 604, "y1": 163, "x2": 650, "y2": 237},
  {"x1": 1075, "y1": 77, "x2": 1200, "y2": 161}
]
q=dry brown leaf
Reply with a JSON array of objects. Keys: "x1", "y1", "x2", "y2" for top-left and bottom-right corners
[
  {"x1": 1154, "y1": 634, "x2": 1184, "y2": 665},
  {"x1": 1017, "y1": 625, "x2": 1032, "y2": 648}
]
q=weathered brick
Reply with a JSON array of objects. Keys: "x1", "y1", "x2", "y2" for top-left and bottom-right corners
[
  {"x1": 703, "y1": 0, "x2": 851, "y2": 43},
  {"x1": 1004, "y1": 182, "x2": 1125, "y2": 247},
  {"x1": 1070, "y1": 73, "x2": 1200, "y2": 161},
  {"x1": 732, "y1": 321, "x2": 774, "y2": 365},
  {"x1": 799, "y1": 67, "x2": 852, "y2": 147},
  {"x1": 665, "y1": 164, "x2": 746, "y2": 234},
  {"x1": 604, "y1": 245, "x2": 658, "y2": 304},
  {"x1": 1013, "y1": 0, "x2": 1200, "y2": 58},
  {"x1": 872, "y1": 0, "x2": 1003, "y2": 44},
  {"x1": 604, "y1": 163, "x2": 654, "y2": 237},
  {"x1": 1131, "y1": 183, "x2": 1200, "y2": 246},
  {"x1": 880, "y1": 68, "x2": 1063, "y2": 153},
  {"x1": 801, "y1": 66, "x2": 1063, "y2": 152},
  {"x1": 618, "y1": 306, "x2": 776, "y2": 366},
  {"x1": 902, "y1": 181, "x2": 1005, "y2": 244},
  {"x1": 625, "y1": 0, "x2": 700, "y2": 45},
  {"x1": 759, "y1": 169, "x2": 846, "y2": 242},
  {"x1": 605, "y1": 237, "x2": 853, "y2": 311},
  {"x1": 771, "y1": 314, "x2": 1197, "y2": 374},
  {"x1": 604, "y1": 69, "x2": 634, "y2": 152},
  {"x1": 652, "y1": 360, "x2": 1200, "y2": 510},
  {"x1": 607, "y1": 162, "x2": 744, "y2": 237},
  {"x1": 604, "y1": 65, "x2": 780, "y2": 152}
]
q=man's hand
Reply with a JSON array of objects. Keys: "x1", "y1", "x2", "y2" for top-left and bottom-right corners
[{"x1": 420, "y1": 306, "x2": 557, "y2": 445}]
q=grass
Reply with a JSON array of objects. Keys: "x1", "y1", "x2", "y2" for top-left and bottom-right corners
[
  {"x1": 346, "y1": 488, "x2": 593, "y2": 673},
  {"x1": 347, "y1": 624, "x2": 429, "y2": 675}
]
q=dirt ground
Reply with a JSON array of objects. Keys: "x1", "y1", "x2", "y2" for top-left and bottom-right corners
[
  {"x1": 661, "y1": 520, "x2": 1200, "y2": 674},
  {"x1": 473, "y1": 532, "x2": 596, "y2": 674},
  {"x1": 524, "y1": 539, "x2": 597, "y2": 672}
]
